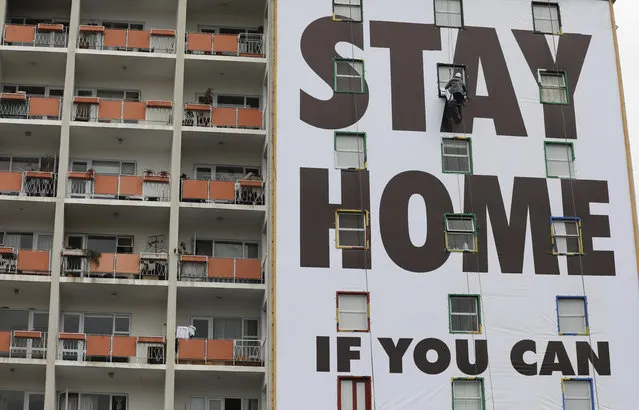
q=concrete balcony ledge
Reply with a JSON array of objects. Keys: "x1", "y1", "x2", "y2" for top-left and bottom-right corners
[
  {"x1": 176, "y1": 281, "x2": 265, "y2": 291},
  {"x1": 179, "y1": 201, "x2": 266, "y2": 212},
  {"x1": 0, "y1": 357, "x2": 47, "y2": 366},
  {"x1": 70, "y1": 120, "x2": 173, "y2": 132},
  {"x1": 76, "y1": 48, "x2": 177, "y2": 60},
  {"x1": 175, "y1": 363, "x2": 265, "y2": 373},
  {"x1": 0, "y1": 44, "x2": 67, "y2": 53},
  {"x1": 0, "y1": 273, "x2": 51, "y2": 283},
  {"x1": 0, "y1": 195, "x2": 56, "y2": 203},
  {"x1": 64, "y1": 197, "x2": 171, "y2": 208},
  {"x1": 60, "y1": 277, "x2": 169, "y2": 287},
  {"x1": 55, "y1": 360, "x2": 167, "y2": 371}
]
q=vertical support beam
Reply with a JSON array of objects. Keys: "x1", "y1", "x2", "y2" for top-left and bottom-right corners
[
  {"x1": 44, "y1": 0, "x2": 81, "y2": 408},
  {"x1": 165, "y1": 1, "x2": 187, "y2": 409},
  {"x1": 0, "y1": 0, "x2": 7, "y2": 50}
]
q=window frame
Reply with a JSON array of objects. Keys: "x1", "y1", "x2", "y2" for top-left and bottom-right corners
[
  {"x1": 189, "y1": 316, "x2": 260, "y2": 340},
  {"x1": 441, "y1": 137, "x2": 473, "y2": 174},
  {"x1": 194, "y1": 238, "x2": 260, "y2": 259},
  {"x1": 60, "y1": 312, "x2": 131, "y2": 336},
  {"x1": 556, "y1": 296, "x2": 589, "y2": 336},
  {"x1": 538, "y1": 70, "x2": 569, "y2": 105},
  {"x1": 451, "y1": 378, "x2": 486, "y2": 410},
  {"x1": 332, "y1": 0, "x2": 363, "y2": 23},
  {"x1": 561, "y1": 378, "x2": 594, "y2": 410},
  {"x1": 0, "y1": 308, "x2": 49, "y2": 332},
  {"x1": 0, "y1": 155, "x2": 57, "y2": 173},
  {"x1": 337, "y1": 376, "x2": 372, "y2": 410},
  {"x1": 550, "y1": 216, "x2": 583, "y2": 255},
  {"x1": 193, "y1": 164, "x2": 261, "y2": 181},
  {"x1": 448, "y1": 294, "x2": 482, "y2": 334},
  {"x1": 333, "y1": 58, "x2": 366, "y2": 94},
  {"x1": 57, "y1": 392, "x2": 128, "y2": 410},
  {"x1": 0, "y1": 231, "x2": 54, "y2": 251},
  {"x1": 69, "y1": 159, "x2": 136, "y2": 176},
  {"x1": 434, "y1": 0, "x2": 465, "y2": 29},
  {"x1": 335, "y1": 209, "x2": 370, "y2": 250},
  {"x1": 532, "y1": 2, "x2": 562, "y2": 35},
  {"x1": 444, "y1": 213, "x2": 478, "y2": 253},
  {"x1": 336, "y1": 291, "x2": 370, "y2": 333},
  {"x1": 436, "y1": 63, "x2": 467, "y2": 98},
  {"x1": 544, "y1": 141, "x2": 575, "y2": 179},
  {"x1": 334, "y1": 132, "x2": 367, "y2": 170}
]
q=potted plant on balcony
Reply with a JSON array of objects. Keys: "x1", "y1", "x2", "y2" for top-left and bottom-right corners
[{"x1": 87, "y1": 249, "x2": 102, "y2": 266}]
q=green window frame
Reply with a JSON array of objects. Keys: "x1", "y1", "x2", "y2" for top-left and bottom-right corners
[
  {"x1": 334, "y1": 59, "x2": 366, "y2": 94},
  {"x1": 442, "y1": 137, "x2": 473, "y2": 174},
  {"x1": 335, "y1": 209, "x2": 369, "y2": 249},
  {"x1": 538, "y1": 70, "x2": 569, "y2": 105},
  {"x1": 444, "y1": 213, "x2": 477, "y2": 253},
  {"x1": 544, "y1": 141, "x2": 575, "y2": 179},
  {"x1": 452, "y1": 378, "x2": 485, "y2": 410},
  {"x1": 550, "y1": 217, "x2": 583, "y2": 256},
  {"x1": 334, "y1": 132, "x2": 367, "y2": 170},
  {"x1": 448, "y1": 294, "x2": 482, "y2": 334}
]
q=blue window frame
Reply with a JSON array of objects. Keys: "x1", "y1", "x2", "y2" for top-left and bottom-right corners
[
  {"x1": 562, "y1": 378, "x2": 594, "y2": 410},
  {"x1": 556, "y1": 296, "x2": 589, "y2": 336}
]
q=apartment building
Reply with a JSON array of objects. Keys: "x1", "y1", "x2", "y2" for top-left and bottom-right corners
[{"x1": 0, "y1": 0, "x2": 272, "y2": 409}]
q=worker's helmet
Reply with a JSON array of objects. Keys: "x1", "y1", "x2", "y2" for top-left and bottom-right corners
[{"x1": 454, "y1": 73, "x2": 462, "y2": 79}]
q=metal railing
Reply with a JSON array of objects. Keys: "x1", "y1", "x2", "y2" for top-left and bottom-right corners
[
  {"x1": 0, "y1": 96, "x2": 62, "y2": 120},
  {"x1": 178, "y1": 257, "x2": 264, "y2": 284},
  {"x1": 0, "y1": 331, "x2": 47, "y2": 359},
  {"x1": 66, "y1": 174, "x2": 170, "y2": 201},
  {"x1": 77, "y1": 29, "x2": 176, "y2": 54},
  {"x1": 185, "y1": 32, "x2": 264, "y2": 57},
  {"x1": 2, "y1": 25, "x2": 68, "y2": 47},
  {"x1": 180, "y1": 179, "x2": 265, "y2": 205},
  {"x1": 61, "y1": 252, "x2": 168, "y2": 280},
  {"x1": 233, "y1": 339, "x2": 264, "y2": 364},
  {"x1": 58, "y1": 335, "x2": 166, "y2": 364},
  {"x1": 0, "y1": 249, "x2": 51, "y2": 275},
  {"x1": 0, "y1": 171, "x2": 57, "y2": 197},
  {"x1": 72, "y1": 99, "x2": 173, "y2": 125},
  {"x1": 239, "y1": 33, "x2": 264, "y2": 55},
  {"x1": 182, "y1": 106, "x2": 263, "y2": 129},
  {"x1": 176, "y1": 338, "x2": 264, "y2": 366}
]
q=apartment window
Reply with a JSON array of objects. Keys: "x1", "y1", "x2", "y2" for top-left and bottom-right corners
[
  {"x1": 190, "y1": 398, "x2": 258, "y2": 410},
  {"x1": 336, "y1": 210, "x2": 368, "y2": 249},
  {"x1": 333, "y1": 0, "x2": 363, "y2": 22},
  {"x1": 0, "y1": 309, "x2": 48, "y2": 332},
  {"x1": 0, "y1": 155, "x2": 55, "y2": 172},
  {"x1": 562, "y1": 379, "x2": 593, "y2": 410},
  {"x1": 532, "y1": 2, "x2": 561, "y2": 34},
  {"x1": 557, "y1": 297, "x2": 588, "y2": 335},
  {"x1": 194, "y1": 240, "x2": 259, "y2": 259},
  {"x1": 551, "y1": 217, "x2": 582, "y2": 255},
  {"x1": 1, "y1": 85, "x2": 63, "y2": 97},
  {"x1": 334, "y1": 59, "x2": 365, "y2": 93},
  {"x1": 437, "y1": 64, "x2": 466, "y2": 97},
  {"x1": 85, "y1": 235, "x2": 134, "y2": 254},
  {"x1": 452, "y1": 379, "x2": 485, "y2": 410},
  {"x1": 102, "y1": 21, "x2": 144, "y2": 30},
  {"x1": 337, "y1": 292, "x2": 369, "y2": 332},
  {"x1": 213, "y1": 95, "x2": 260, "y2": 108},
  {"x1": 449, "y1": 295, "x2": 480, "y2": 333},
  {"x1": 338, "y1": 377, "x2": 371, "y2": 410},
  {"x1": 444, "y1": 214, "x2": 477, "y2": 252},
  {"x1": 61, "y1": 313, "x2": 130, "y2": 335},
  {"x1": 545, "y1": 142, "x2": 575, "y2": 178},
  {"x1": 194, "y1": 165, "x2": 261, "y2": 181},
  {"x1": 95, "y1": 89, "x2": 140, "y2": 101},
  {"x1": 90, "y1": 160, "x2": 136, "y2": 175},
  {"x1": 191, "y1": 317, "x2": 259, "y2": 340},
  {"x1": 435, "y1": 0, "x2": 464, "y2": 28},
  {"x1": 58, "y1": 393, "x2": 127, "y2": 410},
  {"x1": 442, "y1": 138, "x2": 472, "y2": 174},
  {"x1": 539, "y1": 71, "x2": 568, "y2": 104},
  {"x1": 334, "y1": 132, "x2": 366, "y2": 169}
]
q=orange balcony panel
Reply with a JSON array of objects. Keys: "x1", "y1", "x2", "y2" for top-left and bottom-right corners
[
  {"x1": 115, "y1": 253, "x2": 140, "y2": 275},
  {"x1": 112, "y1": 336, "x2": 136, "y2": 357},
  {"x1": 119, "y1": 176, "x2": 143, "y2": 196},
  {"x1": 206, "y1": 339, "x2": 233, "y2": 361},
  {"x1": 28, "y1": 97, "x2": 60, "y2": 118},
  {"x1": 17, "y1": 250, "x2": 50, "y2": 274},
  {"x1": 209, "y1": 180, "x2": 235, "y2": 202},
  {"x1": 187, "y1": 33, "x2": 212, "y2": 52},
  {"x1": 59, "y1": 333, "x2": 85, "y2": 341},
  {"x1": 4, "y1": 25, "x2": 35, "y2": 43},
  {"x1": 213, "y1": 34, "x2": 238, "y2": 54},
  {"x1": 13, "y1": 330, "x2": 42, "y2": 339},
  {"x1": 0, "y1": 171, "x2": 23, "y2": 193},
  {"x1": 178, "y1": 339, "x2": 205, "y2": 360},
  {"x1": 123, "y1": 101, "x2": 146, "y2": 121},
  {"x1": 182, "y1": 180, "x2": 208, "y2": 200},
  {"x1": 86, "y1": 335, "x2": 111, "y2": 356},
  {"x1": 0, "y1": 331, "x2": 10, "y2": 353},
  {"x1": 237, "y1": 108, "x2": 262, "y2": 128},
  {"x1": 90, "y1": 253, "x2": 115, "y2": 274},
  {"x1": 79, "y1": 25, "x2": 104, "y2": 33},
  {"x1": 138, "y1": 336, "x2": 165, "y2": 344},
  {"x1": 147, "y1": 100, "x2": 172, "y2": 108},
  {"x1": 103, "y1": 29, "x2": 127, "y2": 48},
  {"x1": 98, "y1": 100, "x2": 123, "y2": 120},
  {"x1": 94, "y1": 175, "x2": 118, "y2": 195},
  {"x1": 74, "y1": 96, "x2": 99, "y2": 104},
  {"x1": 151, "y1": 29, "x2": 175, "y2": 37},
  {"x1": 180, "y1": 255, "x2": 208, "y2": 263},
  {"x1": 211, "y1": 108, "x2": 236, "y2": 127},
  {"x1": 208, "y1": 258, "x2": 235, "y2": 279},
  {"x1": 37, "y1": 23, "x2": 64, "y2": 32},
  {"x1": 127, "y1": 30, "x2": 150, "y2": 49},
  {"x1": 235, "y1": 259, "x2": 262, "y2": 280}
]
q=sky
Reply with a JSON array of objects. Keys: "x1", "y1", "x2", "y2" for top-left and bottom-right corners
[{"x1": 615, "y1": 2, "x2": 639, "y2": 183}]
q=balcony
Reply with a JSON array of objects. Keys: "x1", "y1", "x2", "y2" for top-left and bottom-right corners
[
  {"x1": 183, "y1": 105, "x2": 263, "y2": 130},
  {"x1": 66, "y1": 171, "x2": 170, "y2": 201},
  {"x1": 0, "y1": 330, "x2": 47, "y2": 360},
  {"x1": 0, "y1": 94, "x2": 62, "y2": 120},
  {"x1": 178, "y1": 255, "x2": 262, "y2": 283},
  {"x1": 176, "y1": 338, "x2": 264, "y2": 367},
  {"x1": 185, "y1": 33, "x2": 264, "y2": 58},
  {"x1": 0, "y1": 247, "x2": 51, "y2": 275},
  {"x1": 72, "y1": 97, "x2": 173, "y2": 126},
  {"x1": 2, "y1": 24, "x2": 68, "y2": 48},
  {"x1": 77, "y1": 25, "x2": 176, "y2": 54},
  {"x1": 180, "y1": 179, "x2": 264, "y2": 205},
  {"x1": 57, "y1": 333, "x2": 166, "y2": 365},
  {"x1": 61, "y1": 250, "x2": 168, "y2": 280},
  {"x1": 0, "y1": 171, "x2": 56, "y2": 197}
]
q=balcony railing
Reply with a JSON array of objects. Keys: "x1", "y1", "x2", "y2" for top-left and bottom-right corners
[
  {"x1": 2, "y1": 24, "x2": 68, "y2": 47},
  {"x1": 178, "y1": 255, "x2": 263, "y2": 283},
  {"x1": 177, "y1": 338, "x2": 264, "y2": 366},
  {"x1": 72, "y1": 97, "x2": 173, "y2": 125},
  {"x1": 0, "y1": 247, "x2": 51, "y2": 275},
  {"x1": 58, "y1": 333, "x2": 166, "y2": 365},
  {"x1": 66, "y1": 172, "x2": 170, "y2": 201},
  {"x1": 77, "y1": 25, "x2": 176, "y2": 54},
  {"x1": 185, "y1": 33, "x2": 264, "y2": 57},
  {"x1": 181, "y1": 179, "x2": 264, "y2": 205},
  {"x1": 61, "y1": 250, "x2": 168, "y2": 280},
  {"x1": 0, "y1": 94, "x2": 62, "y2": 120},
  {"x1": 0, "y1": 171, "x2": 57, "y2": 197},
  {"x1": 183, "y1": 105, "x2": 263, "y2": 129},
  {"x1": 0, "y1": 330, "x2": 48, "y2": 359}
]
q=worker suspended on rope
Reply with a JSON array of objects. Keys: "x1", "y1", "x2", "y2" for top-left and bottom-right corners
[{"x1": 445, "y1": 72, "x2": 468, "y2": 124}]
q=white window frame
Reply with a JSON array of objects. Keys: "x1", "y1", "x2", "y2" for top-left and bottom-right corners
[
  {"x1": 538, "y1": 70, "x2": 569, "y2": 104},
  {"x1": 551, "y1": 217, "x2": 582, "y2": 255},
  {"x1": 442, "y1": 138, "x2": 472, "y2": 174},
  {"x1": 334, "y1": 59, "x2": 365, "y2": 93},
  {"x1": 60, "y1": 312, "x2": 131, "y2": 335},
  {"x1": 335, "y1": 210, "x2": 368, "y2": 249},
  {"x1": 557, "y1": 297, "x2": 588, "y2": 335},
  {"x1": 74, "y1": 89, "x2": 141, "y2": 101},
  {"x1": 0, "y1": 309, "x2": 49, "y2": 332},
  {"x1": 532, "y1": 2, "x2": 561, "y2": 35},
  {"x1": 437, "y1": 64, "x2": 466, "y2": 97},
  {"x1": 193, "y1": 164, "x2": 261, "y2": 181},
  {"x1": 449, "y1": 295, "x2": 481, "y2": 333},
  {"x1": 334, "y1": 132, "x2": 366, "y2": 170},
  {"x1": 69, "y1": 159, "x2": 136, "y2": 175},
  {"x1": 57, "y1": 392, "x2": 128, "y2": 410},
  {"x1": 0, "y1": 155, "x2": 57, "y2": 172},
  {"x1": 1, "y1": 84, "x2": 64, "y2": 97},
  {"x1": 545, "y1": 142, "x2": 575, "y2": 178},
  {"x1": 0, "y1": 231, "x2": 54, "y2": 251},
  {"x1": 452, "y1": 379, "x2": 484, "y2": 410},
  {"x1": 189, "y1": 397, "x2": 259, "y2": 410},
  {"x1": 444, "y1": 214, "x2": 477, "y2": 252},
  {"x1": 333, "y1": 0, "x2": 363, "y2": 22},
  {"x1": 434, "y1": 0, "x2": 464, "y2": 28},
  {"x1": 337, "y1": 292, "x2": 369, "y2": 332},
  {"x1": 189, "y1": 316, "x2": 260, "y2": 340},
  {"x1": 65, "y1": 234, "x2": 135, "y2": 254},
  {"x1": 562, "y1": 379, "x2": 593, "y2": 410},
  {"x1": 193, "y1": 238, "x2": 260, "y2": 259}
]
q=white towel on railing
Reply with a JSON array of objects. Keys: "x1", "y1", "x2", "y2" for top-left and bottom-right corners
[{"x1": 176, "y1": 325, "x2": 196, "y2": 339}]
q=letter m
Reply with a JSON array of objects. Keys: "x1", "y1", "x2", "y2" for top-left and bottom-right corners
[{"x1": 300, "y1": 168, "x2": 371, "y2": 269}]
